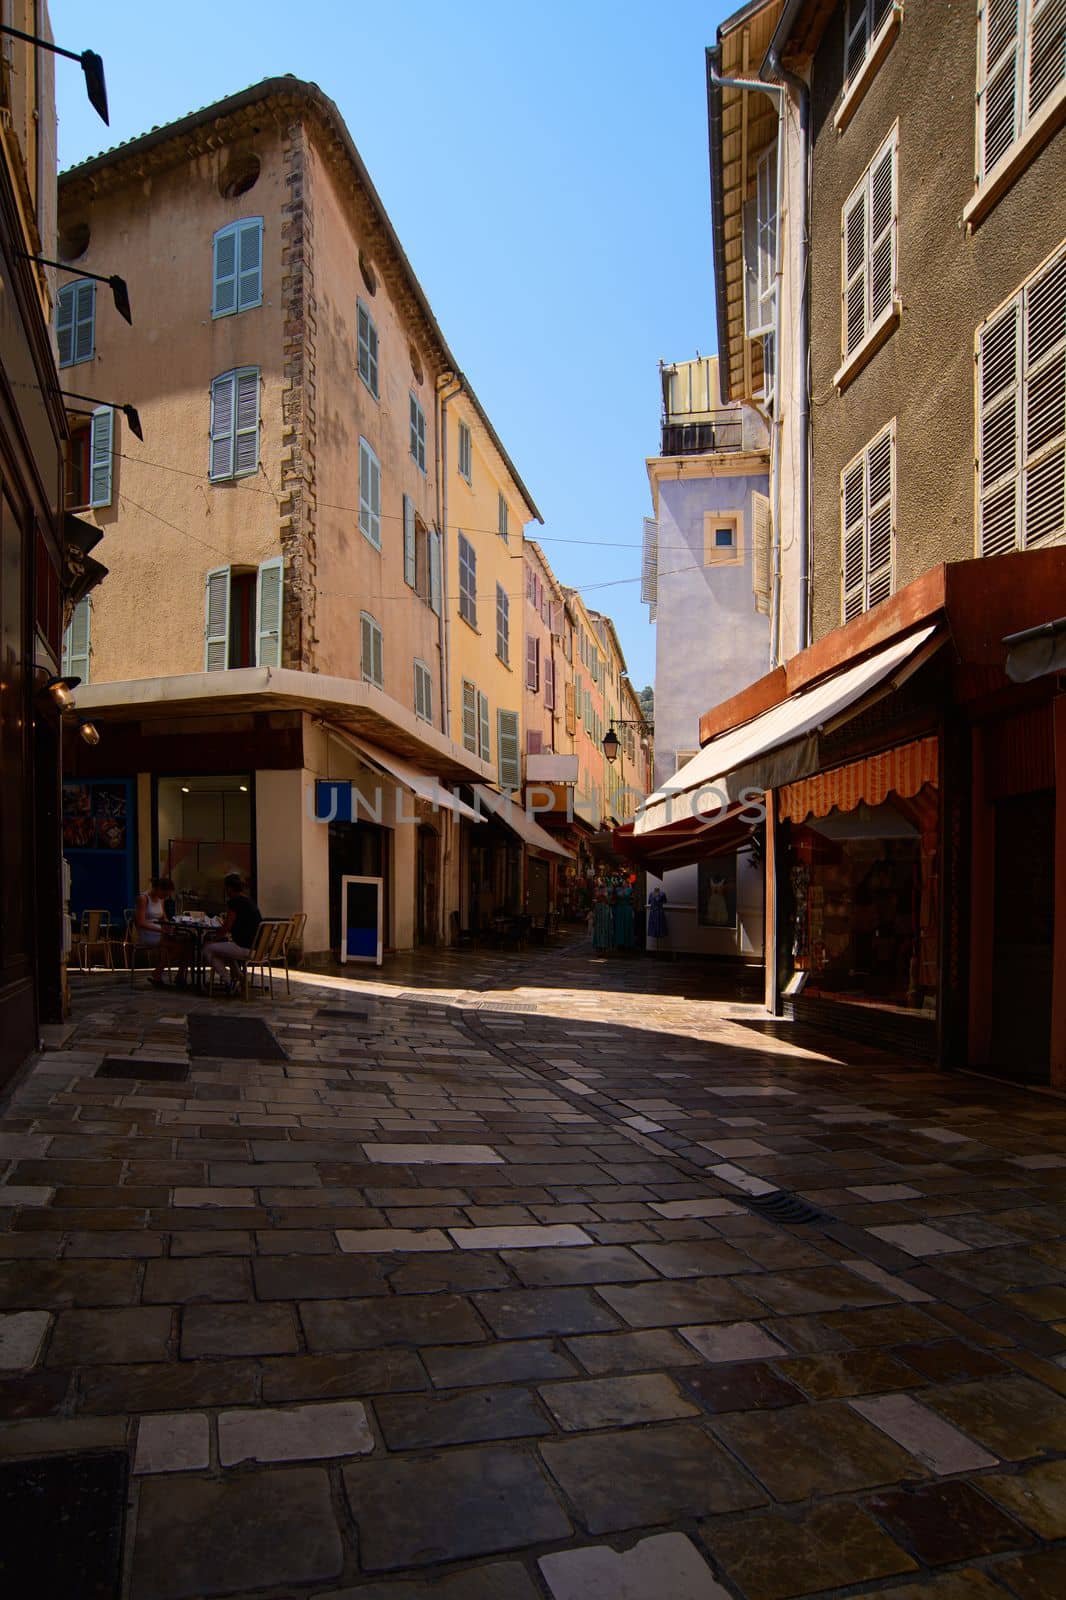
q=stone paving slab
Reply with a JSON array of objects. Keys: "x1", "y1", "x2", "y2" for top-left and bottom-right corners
[{"x1": 5, "y1": 944, "x2": 1066, "y2": 1597}]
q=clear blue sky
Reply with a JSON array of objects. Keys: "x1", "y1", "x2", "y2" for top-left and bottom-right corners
[{"x1": 52, "y1": 0, "x2": 732, "y2": 689}]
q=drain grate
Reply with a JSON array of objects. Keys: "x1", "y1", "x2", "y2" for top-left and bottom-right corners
[
  {"x1": 96, "y1": 1058, "x2": 189, "y2": 1082},
  {"x1": 744, "y1": 1188, "x2": 829, "y2": 1225}
]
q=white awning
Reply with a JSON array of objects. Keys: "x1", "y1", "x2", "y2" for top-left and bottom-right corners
[
  {"x1": 327, "y1": 728, "x2": 485, "y2": 824},
  {"x1": 635, "y1": 625, "x2": 940, "y2": 837},
  {"x1": 471, "y1": 785, "x2": 575, "y2": 859}
]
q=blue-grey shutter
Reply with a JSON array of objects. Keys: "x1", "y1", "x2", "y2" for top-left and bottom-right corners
[
  {"x1": 210, "y1": 373, "x2": 235, "y2": 479},
  {"x1": 204, "y1": 566, "x2": 231, "y2": 670},
  {"x1": 213, "y1": 225, "x2": 238, "y2": 316},
  {"x1": 63, "y1": 597, "x2": 91, "y2": 682},
  {"x1": 429, "y1": 530, "x2": 442, "y2": 615},
  {"x1": 373, "y1": 622, "x2": 384, "y2": 687},
  {"x1": 234, "y1": 369, "x2": 260, "y2": 476},
  {"x1": 72, "y1": 281, "x2": 95, "y2": 363},
  {"x1": 237, "y1": 219, "x2": 263, "y2": 310},
  {"x1": 55, "y1": 282, "x2": 75, "y2": 365},
  {"x1": 89, "y1": 406, "x2": 114, "y2": 507},
  {"x1": 497, "y1": 710, "x2": 520, "y2": 791},
  {"x1": 462, "y1": 681, "x2": 477, "y2": 752},
  {"x1": 256, "y1": 557, "x2": 283, "y2": 667},
  {"x1": 361, "y1": 614, "x2": 373, "y2": 681},
  {"x1": 478, "y1": 691, "x2": 490, "y2": 760},
  {"x1": 403, "y1": 494, "x2": 417, "y2": 587}
]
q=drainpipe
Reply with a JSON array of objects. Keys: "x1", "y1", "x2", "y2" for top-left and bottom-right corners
[{"x1": 762, "y1": 46, "x2": 811, "y2": 657}]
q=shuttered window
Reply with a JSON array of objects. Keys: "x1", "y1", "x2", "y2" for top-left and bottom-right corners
[
  {"x1": 978, "y1": 243, "x2": 1066, "y2": 556},
  {"x1": 743, "y1": 143, "x2": 777, "y2": 340},
  {"x1": 564, "y1": 680, "x2": 577, "y2": 737},
  {"x1": 841, "y1": 422, "x2": 896, "y2": 622},
  {"x1": 255, "y1": 558, "x2": 283, "y2": 668},
  {"x1": 525, "y1": 634, "x2": 540, "y2": 692},
  {"x1": 845, "y1": 0, "x2": 895, "y2": 83},
  {"x1": 498, "y1": 493, "x2": 509, "y2": 540},
  {"x1": 410, "y1": 394, "x2": 426, "y2": 471},
  {"x1": 403, "y1": 494, "x2": 417, "y2": 588},
  {"x1": 977, "y1": 0, "x2": 1066, "y2": 182},
  {"x1": 89, "y1": 406, "x2": 114, "y2": 508},
  {"x1": 544, "y1": 656, "x2": 555, "y2": 711},
  {"x1": 496, "y1": 583, "x2": 509, "y2": 663},
  {"x1": 357, "y1": 299, "x2": 379, "y2": 397},
  {"x1": 62, "y1": 597, "x2": 91, "y2": 683},
  {"x1": 458, "y1": 419, "x2": 472, "y2": 482},
  {"x1": 841, "y1": 128, "x2": 898, "y2": 360},
  {"x1": 359, "y1": 438, "x2": 382, "y2": 548},
  {"x1": 458, "y1": 532, "x2": 477, "y2": 627},
  {"x1": 414, "y1": 659, "x2": 433, "y2": 723},
  {"x1": 212, "y1": 219, "x2": 263, "y2": 318},
  {"x1": 204, "y1": 561, "x2": 283, "y2": 669},
  {"x1": 204, "y1": 567, "x2": 231, "y2": 670},
  {"x1": 497, "y1": 709, "x2": 520, "y2": 790},
  {"x1": 461, "y1": 679, "x2": 478, "y2": 753},
  {"x1": 56, "y1": 280, "x2": 95, "y2": 366},
  {"x1": 752, "y1": 490, "x2": 772, "y2": 615},
  {"x1": 210, "y1": 368, "x2": 260, "y2": 480},
  {"x1": 429, "y1": 529, "x2": 442, "y2": 615},
  {"x1": 478, "y1": 692, "x2": 491, "y2": 760},
  {"x1": 360, "y1": 612, "x2": 384, "y2": 688}
]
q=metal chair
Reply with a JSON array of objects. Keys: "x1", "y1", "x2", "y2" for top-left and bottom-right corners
[
  {"x1": 73, "y1": 910, "x2": 114, "y2": 972},
  {"x1": 209, "y1": 919, "x2": 279, "y2": 1000}
]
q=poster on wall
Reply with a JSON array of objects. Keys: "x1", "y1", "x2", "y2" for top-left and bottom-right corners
[
  {"x1": 698, "y1": 856, "x2": 738, "y2": 929},
  {"x1": 62, "y1": 778, "x2": 135, "y2": 920}
]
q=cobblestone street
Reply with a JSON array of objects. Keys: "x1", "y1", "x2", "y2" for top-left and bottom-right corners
[{"x1": 3, "y1": 940, "x2": 1066, "y2": 1598}]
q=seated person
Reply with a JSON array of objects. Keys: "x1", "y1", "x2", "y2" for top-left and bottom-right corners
[
  {"x1": 136, "y1": 876, "x2": 190, "y2": 988},
  {"x1": 204, "y1": 873, "x2": 262, "y2": 994}
]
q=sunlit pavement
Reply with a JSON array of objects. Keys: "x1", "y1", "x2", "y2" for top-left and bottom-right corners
[{"x1": 2, "y1": 936, "x2": 1066, "y2": 1598}]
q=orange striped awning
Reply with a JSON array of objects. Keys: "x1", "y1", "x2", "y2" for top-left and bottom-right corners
[{"x1": 777, "y1": 736, "x2": 939, "y2": 825}]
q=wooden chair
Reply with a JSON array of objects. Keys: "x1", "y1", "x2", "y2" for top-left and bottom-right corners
[
  {"x1": 73, "y1": 910, "x2": 114, "y2": 972},
  {"x1": 275, "y1": 912, "x2": 306, "y2": 996},
  {"x1": 209, "y1": 920, "x2": 279, "y2": 1000}
]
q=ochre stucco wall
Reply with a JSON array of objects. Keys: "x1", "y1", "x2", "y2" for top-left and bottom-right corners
[{"x1": 807, "y1": 0, "x2": 1066, "y2": 644}]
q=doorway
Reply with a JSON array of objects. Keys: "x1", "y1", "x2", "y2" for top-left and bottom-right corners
[
  {"x1": 417, "y1": 825, "x2": 439, "y2": 945},
  {"x1": 990, "y1": 789, "x2": 1054, "y2": 1083},
  {"x1": 329, "y1": 821, "x2": 388, "y2": 953},
  {"x1": 528, "y1": 856, "x2": 549, "y2": 920}
]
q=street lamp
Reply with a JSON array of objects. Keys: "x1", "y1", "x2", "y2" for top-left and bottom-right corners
[
  {"x1": 19, "y1": 255, "x2": 132, "y2": 324},
  {"x1": 0, "y1": 24, "x2": 108, "y2": 123},
  {"x1": 59, "y1": 391, "x2": 143, "y2": 441},
  {"x1": 602, "y1": 725, "x2": 620, "y2": 765}
]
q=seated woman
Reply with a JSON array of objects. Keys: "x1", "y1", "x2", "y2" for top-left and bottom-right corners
[
  {"x1": 135, "y1": 876, "x2": 190, "y2": 988},
  {"x1": 203, "y1": 873, "x2": 262, "y2": 995}
]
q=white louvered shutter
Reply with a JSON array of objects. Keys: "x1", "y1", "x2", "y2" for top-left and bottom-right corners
[
  {"x1": 478, "y1": 692, "x2": 491, "y2": 760},
  {"x1": 845, "y1": 0, "x2": 870, "y2": 80},
  {"x1": 526, "y1": 635, "x2": 539, "y2": 691},
  {"x1": 429, "y1": 530, "x2": 442, "y2": 615},
  {"x1": 210, "y1": 373, "x2": 235, "y2": 480},
  {"x1": 866, "y1": 428, "x2": 895, "y2": 605},
  {"x1": 361, "y1": 614, "x2": 373, "y2": 682},
  {"x1": 213, "y1": 226, "x2": 238, "y2": 316},
  {"x1": 373, "y1": 623, "x2": 383, "y2": 687},
  {"x1": 462, "y1": 681, "x2": 477, "y2": 752},
  {"x1": 204, "y1": 567, "x2": 231, "y2": 670},
  {"x1": 1029, "y1": 0, "x2": 1066, "y2": 123},
  {"x1": 238, "y1": 220, "x2": 263, "y2": 310},
  {"x1": 63, "y1": 597, "x2": 91, "y2": 682},
  {"x1": 1022, "y1": 246, "x2": 1066, "y2": 547},
  {"x1": 869, "y1": 142, "x2": 895, "y2": 325},
  {"x1": 255, "y1": 558, "x2": 283, "y2": 667},
  {"x1": 980, "y1": 0, "x2": 1022, "y2": 178},
  {"x1": 842, "y1": 459, "x2": 866, "y2": 621},
  {"x1": 403, "y1": 494, "x2": 417, "y2": 588},
  {"x1": 234, "y1": 369, "x2": 260, "y2": 476},
  {"x1": 978, "y1": 298, "x2": 1022, "y2": 554},
  {"x1": 752, "y1": 490, "x2": 772, "y2": 615},
  {"x1": 498, "y1": 710, "x2": 520, "y2": 790},
  {"x1": 843, "y1": 188, "x2": 867, "y2": 357},
  {"x1": 89, "y1": 406, "x2": 114, "y2": 508},
  {"x1": 545, "y1": 657, "x2": 555, "y2": 710}
]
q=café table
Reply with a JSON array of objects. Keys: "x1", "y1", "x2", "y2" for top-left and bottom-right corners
[{"x1": 165, "y1": 915, "x2": 223, "y2": 993}]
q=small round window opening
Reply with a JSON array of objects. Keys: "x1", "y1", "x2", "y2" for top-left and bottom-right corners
[
  {"x1": 409, "y1": 344, "x2": 424, "y2": 385},
  {"x1": 219, "y1": 152, "x2": 261, "y2": 201},
  {"x1": 359, "y1": 250, "x2": 377, "y2": 296},
  {"x1": 58, "y1": 221, "x2": 91, "y2": 261}
]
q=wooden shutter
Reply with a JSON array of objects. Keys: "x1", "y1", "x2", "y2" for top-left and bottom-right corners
[
  {"x1": 845, "y1": 0, "x2": 870, "y2": 80},
  {"x1": 234, "y1": 369, "x2": 260, "y2": 476},
  {"x1": 843, "y1": 186, "x2": 867, "y2": 357},
  {"x1": 462, "y1": 680, "x2": 477, "y2": 752},
  {"x1": 373, "y1": 622, "x2": 383, "y2": 687},
  {"x1": 429, "y1": 530, "x2": 442, "y2": 615},
  {"x1": 496, "y1": 584, "x2": 509, "y2": 662},
  {"x1": 204, "y1": 566, "x2": 231, "y2": 670},
  {"x1": 63, "y1": 597, "x2": 91, "y2": 682},
  {"x1": 361, "y1": 614, "x2": 373, "y2": 682},
  {"x1": 841, "y1": 458, "x2": 866, "y2": 621},
  {"x1": 498, "y1": 710, "x2": 520, "y2": 790},
  {"x1": 213, "y1": 225, "x2": 238, "y2": 316},
  {"x1": 869, "y1": 141, "x2": 895, "y2": 325},
  {"x1": 237, "y1": 219, "x2": 263, "y2": 310},
  {"x1": 866, "y1": 427, "x2": 895, "y2": 605},
  {"x1": 1022, "y1": 245, "x2": 1066, "y2": 547},
  {"x1": 478, "y1": 691, "x2": 491, "y2": 760},
  {"x1": 210, "y1": 372, "x2": 235, "y2": 479},
  {"x1": 978, "y1": 297, "x2": 1023, "y2": 555},
  {"x1": 565, "y1": 680, "x2": 577, "y2": 736},
  {"x1": 72, "y1": 281, "x2": 95, "y2": 363},
  {"x1": 1030, "y1": 0, "x2": 1066, "y2": 122},
  {"x1": 527, "y1": 730, "x2": 543, "y2": 755},
  {"x1": 360, "y1": 439, "x2": 381, "y2": 546},
  {"x1": 414, "y1": 661, "x2": 432, "y2": 722},
  {"x1": 752, "y1": 490, "x2": 772, "y2": 614},
  {"x1": 979, "y1": 0, "x2": 1021, "y2": 178},
  {"x1": 89, "y1": 406, "x2": 114, "y2": 508},
  {"x1": 403, "y1": 494, "x2": 417, "y2": 587},
  {"x1": 55, "y1": 282, "x2": 75, "y2": 365},
  {"x1": 526, "y1": 635, "x2": 539, "y2": 691},
  {"x1": 256, "y1": 557, "x2": 283, "y2": 667},
  {"x1": 498, "y1": 493, "x2": 508, "y2": 539},
  {"x1": 544, "y1": 657, "x2": 555, "y2": 710}
]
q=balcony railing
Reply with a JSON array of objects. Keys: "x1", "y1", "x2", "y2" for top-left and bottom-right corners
[{"x1": 660, "y1": 414, "x2": 745, "y2": 456}]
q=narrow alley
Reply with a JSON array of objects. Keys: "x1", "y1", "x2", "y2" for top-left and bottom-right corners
[{"x1": 2, "y1": 940, "x2": 1065, "y2": 1598}]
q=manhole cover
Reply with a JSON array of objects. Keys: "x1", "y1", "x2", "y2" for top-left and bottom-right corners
[
  {"x1": 96, "y1": 1058, "x2": 189, "y2": 1082},
  {"x1": 744, "y1": 1189, "x2": 829, "y2": 1225}
]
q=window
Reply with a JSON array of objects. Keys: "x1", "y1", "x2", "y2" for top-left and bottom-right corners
[
  {"x1": 414, "y1": 659, "x2": 433, "y2": 723},
  {"x1": 478, "y1": 691, "x2": 491, "y2": 760},
  {"x1": 498, "y1": 493, "x2": 509, "y2": 541},
  {"x1": 210, "y1": 368, "x2": 260, "y2": 480},
  {"x1": 498, "y1": 709, "x2": 520, "y2": 790},
  {"x1": 56, "y1": 280, "x2": 95, "y2": 367},
  {"x1": 752, "y1": 490, "x2": 772, "y2": 615},
  {"x1": 544, "y1": 656, "x2": 555, "y2": 711},
  {"x1": 525, "y1": 634, "x2": 540, "y2": 692},
  {"x1": 360, "y1": 612, "x2": 384, "y2": 688},
  {"x1": 67, "y1": 406, "x2": 113, "y2": 509},
  {"x1": 978, "y1": 244, "x2": 1066, "y2": 555},
  {"x1": 496, "y1": 582, "x2": 510, "y2": 663},
  {"x1": 564, "y1": 680, "x2": 577, "y2": 736},
  {"x1": 62, "y1": 597, "x2": 91, "y2": 683},
  {"x1": 204, "y1": 558, "x2": 283, "y2": 670},
  {"x1": 841, "y1": 422, "x2": 896, "y2": 622},
  {"x1": 410, "y1": 393, "x2": 426, "y2": 471},
  {"x1": 458, "y1": 532, "x2": 477, "y2": 627},
  {"x1": 429, "y1": 529, "x2": 442, "y2": 616},
  {"x1": 462, "y1": 679, "x2": 478, "y2": 753},
  {"x1": 977, "y1": 0, "x2": 1066, "y2": 184},
  {"x1": 212, "y1": 219, "x2": 263, "y2": 318},
  {"x1": 840, "y1": 128, "x2": 898, "y2": 367},
  {"x1": 743, "y1": 144, "x2": 777, "y2": 340},
  {"x1": 704, "y1": 510, "x2": 744, "y2": 566},
  {"x1": 357, "y1": 299, "x2": 379, "y2": 397},
  {"x1": 845, "y1": 0, "x2": 895, "y2": 84},
  {"x1": 359, "y1": 438, "x2": 382, "y2": 548},
  {"x1": 458, "y1": 419, "x2": 472, "y2": 482}
]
